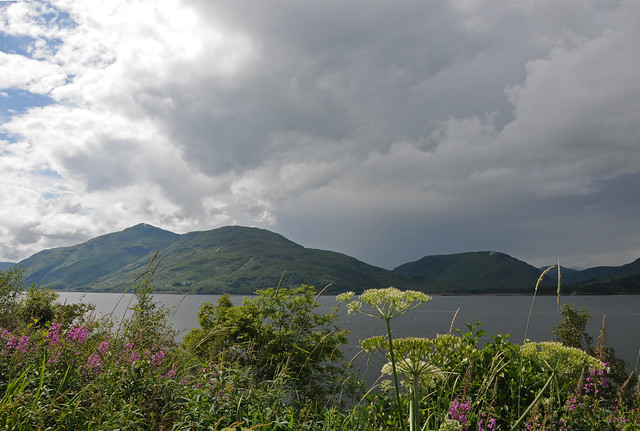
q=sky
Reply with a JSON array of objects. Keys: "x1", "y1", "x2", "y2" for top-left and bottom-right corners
[{"x1": 0, "y1": 0, "x2": 639, "y2": 271}]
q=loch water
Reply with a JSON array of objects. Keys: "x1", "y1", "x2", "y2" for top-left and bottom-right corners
[{"x1": 58, "y1": 292, "x2": 640, "y2": 374}]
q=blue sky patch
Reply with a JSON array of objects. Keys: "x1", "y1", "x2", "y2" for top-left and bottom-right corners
[
  {"x1": 0, "y1": 89, "x2": 55, "y2": 121},
  {"x1": 30, "y1": 168, "x2": 63, "y2": 179},
  {"x1": 0, "y1": 33, "x2": 36, "y2": 57}
]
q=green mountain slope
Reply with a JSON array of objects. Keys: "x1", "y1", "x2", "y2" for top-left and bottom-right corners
[
  {"x1": 21, "y1": 224, "x2": 179, "y2": 290},
  {"x1": 14, "y1": 223, "x2": 640, "y2": 295},
  {"x1": 562, "y1": 257, "x2": 640, "y2": 294},
  {"x1": 0, "y1": 262, "x2": 15, "y2": 272},
  {"x1": 20, "y1": 225, "x2": 444, "y2": 294},
  {"x1": 393, "y1": 251, "x2": 554, "y2": 293}
]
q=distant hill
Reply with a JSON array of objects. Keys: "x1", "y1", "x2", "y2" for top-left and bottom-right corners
[
  {"x1": 21, "y1": 224, "x2": 179, "y2": 291},
  {"x1": 0, "y1": 262, "x2": 15, "y2": 272},
  {"x1": 20, "y1": 224, "x2": 445, "y2": 294},
  {"x1": 394, "y1": 251, "x2": 555, "y2": 294},
  {"x1": 11, "y1": 224, "x2": 640, "y2": 294},
  {"x1": 561, "y1": 257, "x2": 640, "y2": 294}
]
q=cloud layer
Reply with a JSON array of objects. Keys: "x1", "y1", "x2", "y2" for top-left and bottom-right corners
[{"x1": 1, "y1": 0, "x2": 638, "y2": 269}]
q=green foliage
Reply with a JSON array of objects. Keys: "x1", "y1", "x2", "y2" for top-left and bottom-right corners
[
  {"x1": 18, "y1": 286, "x2": 60, "y2": 328},
  {"x1": 553, "y1": 303, "x2": 593, "y2": 349},
  {"x1": 0, "y1": 267, "x2": 90, "y2": 331},
  {"x1": 554, "y1": 303, "x2": 628, "y2": 385},
  {"x1": 185, "y1": 284, "x2": 353, "y2": 405},
  {"x1": 343, "y1": 287, "x2": 432, "y2": 431},
  {"x1": 118, "y1": 254, "x2": 177, "y2": 353},
  {"x1": 0, "y1": 266, "x2": 25, "y2": 328},
  {"x1": 1, "y1": 264, "x2": 640, "y2": 430}
]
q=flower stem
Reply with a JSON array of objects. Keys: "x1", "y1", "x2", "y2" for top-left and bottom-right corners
[{"x1": 385, "y1": 317, "x2": 407, "y2": 431}]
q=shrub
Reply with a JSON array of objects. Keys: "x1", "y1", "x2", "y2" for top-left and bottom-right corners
[{"x1": 184, "y1": 284, "x2": 355, "y2": 406}]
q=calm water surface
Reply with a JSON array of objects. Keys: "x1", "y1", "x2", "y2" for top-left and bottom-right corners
[{"x1": 58, "y1": 292, "x2": 640, "y2": 374}]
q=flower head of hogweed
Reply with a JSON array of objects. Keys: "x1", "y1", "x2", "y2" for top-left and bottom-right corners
[
  {"x1": 344, "y1": 287, "x2": 431, "y2": 320},
  {"x1": 366, "y1": 336, "x2": 451, "y2": 389},
  {"x1": 521, "y1": 341, "x2": 604, "y2": 377},
  {"x1": 336, "y1": 291, "x2": 355, "y2": 308}
]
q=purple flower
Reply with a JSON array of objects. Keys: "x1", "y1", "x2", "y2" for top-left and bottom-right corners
[
  {"x1": 478, "y1": 413, "x2": 496, "y2": 431},
  {"x1": 83, "y1": 340, "x2": 110, "y2": 374},
  {"x1": 47, "y1": 349, "x2": 61, "y2": 365},
  {"x1": 67, "y1": 326, "x2": 89, "y2": 344},
  {"x1": 46, "y1": 323, "x2": 62, "y2": 347},
  {"x1": 85, "y1": 352, "x2": 103, "y2": 373},
  {"x1": 97, "y1": 341, "x2": 109, "y2": 356},
  {"x1": 5, "y1": 335, "x2": 18, "y2": 351},
  {"x1": 16, "y1": 335, "x2": 29, "y2": 353},
  {"x1": 448, "y1": 398, "x2": 471, "y2": 429},
  {"x1": 151, "y1": 349, "x2": 165, "y2": 366}
]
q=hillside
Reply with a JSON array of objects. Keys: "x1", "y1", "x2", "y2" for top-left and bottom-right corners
[
  {"x1": 0, "y1": 262, "x2": 14, "y2": 272},
  {"x1": 13, "y1": 224, "x2": 640, "y2": 294},
  {"x1": 561, "y1": 257, "x2": 640, "y2": 294},
  {"x1": 393, "y1": 251, "x2": 555, "y2": 293},
  {"x1": 20, "y1": 224, "x2": 445, "y2": 294},
  {"x1": 21, "y1": 224, "x2": 179, "y2": 290}
]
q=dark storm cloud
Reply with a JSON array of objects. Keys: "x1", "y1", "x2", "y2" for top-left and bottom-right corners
[{"x1": 0, "y1": 0, "x2": 638, "y2": 270}]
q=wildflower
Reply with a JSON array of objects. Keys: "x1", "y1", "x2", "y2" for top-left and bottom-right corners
[
  {"x1": 5, "y1": 335, "x2": 18, "y2": 351},
  {"x1": 336, "y1": 291, "x2": 355, "y2": 304},
  {"x1": 67, "y1": 326, "x2": 89, "y2": 344},
  {"x1": 47, "y1": 349, "x2": 61, "y2": 365},
  {"x1": 151, "y1": 349, "x2": 165, "y2": 366},
  {"x1": 85, "y1": 352, "x2": 103, "y2": 374},
  {"x1": 97, "y1": 340, "x2": 109, "y2": 355},
  {"x1": 345, "y1": 287, "x2": 431, "y2": 320},
  {"x1": 46, "y1": 323, "x2": 62, "y2": 347},
  {"x1": 83, "y1": 340, "x2": 110, "y2": 374},
  {"x1": 448, "y1": 398, "x2": 471, "y2": 430},
  {"x1": 16, "y1": 334, "x2": 29, "y2": 353},
  {"x1": 521, "y1": 341, "x2": 604, "y2": 376},
  {"x1": 478, "y1": 413, "x2": 496, "y2": 431},
  {"x1": 346, "y1": 287, "x2": 432, "y2": 431}
]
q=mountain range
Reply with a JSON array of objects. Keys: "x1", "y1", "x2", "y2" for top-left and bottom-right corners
[{"x1": 3, "y1": 223, "x2": 639, "y2": 294}]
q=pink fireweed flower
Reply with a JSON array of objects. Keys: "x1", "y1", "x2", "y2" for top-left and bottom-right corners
[
  {"x1": 117, "y1": 342, "x2": 136, "y2": 365},
  {"x1": 448, "y1": 398, "x2": 471, "y2": 430},
  {"x1": 47, "y1": 349, "x2": 61, "y2": 365},
  {"x1": 45, "y1": 323, "x2": 62, "y2": 347},
  {"x1": 85, "y1": 352, "x2": 103, "y2": 374},
  {"x1": 478, "y1": 413, "x2": 496, "y2": 431},
  {"x1": 162, "y1": 368, "x2": 177, "y2": 379},
  {"x1": 151, "y1": 349, "x2": 165, "y2": 366},
  {"x1": 67, "y1": 326, "x2": 89, "y2": 344},
  {"x1": 16, "y1": 335, "x2": 29, "y2": 353},
  {"x1": 97, "y1": 341, "x2": 109, "y2": 355},
  {"x1": 5, "y1": 335, "x2": 18, "y2": 351},
  {"x1": 0, "y1": 330, "x2": 12, "y2": 355},
  {"x1": 83, "y1": 340, "x2": 110, "y2": 374}
]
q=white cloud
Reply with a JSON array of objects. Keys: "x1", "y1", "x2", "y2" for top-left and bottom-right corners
[
  {"x1": 0, "y1": 0, "x2": 638, "y2": 269},
  {"x1": 0, "y1": 52, "x2": 66, "y2": 93}
]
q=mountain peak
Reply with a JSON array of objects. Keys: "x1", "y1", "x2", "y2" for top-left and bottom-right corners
[{"x1": 126, "y1": 223, "x2": 167, "y2": 232}]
